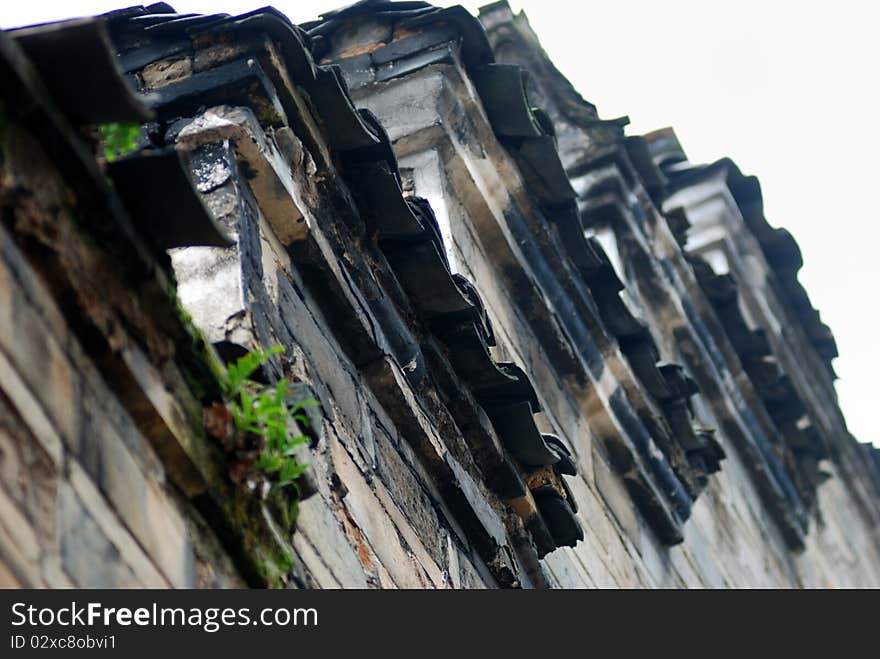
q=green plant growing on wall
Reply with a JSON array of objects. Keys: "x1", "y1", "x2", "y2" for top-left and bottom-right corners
[
  {"x1": 207, "y1": 346, "x2": 318, "y2": 518},
  {"x1": 98, "y1": 122, "x2": 141, "y2": 161}
]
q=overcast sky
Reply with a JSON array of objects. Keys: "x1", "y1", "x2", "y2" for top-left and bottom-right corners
[{"x1": 3, "y1": 1, "x2": 877, "y2": 446}]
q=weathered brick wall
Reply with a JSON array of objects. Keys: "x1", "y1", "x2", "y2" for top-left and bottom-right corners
[
  {"x1": 0, "y1": 117, "x2": 243, "y2": 588},
  {"x1": 346, "y1": 64, "x2": 880, "y2": 587},
  {"x1": 1, "y1": 1, "x2": 878, "y2": 589}
]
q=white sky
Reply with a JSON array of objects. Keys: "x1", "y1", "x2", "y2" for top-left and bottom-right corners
[{"x1": 3, "y1": 1, "x2": 877, "y2": 446}]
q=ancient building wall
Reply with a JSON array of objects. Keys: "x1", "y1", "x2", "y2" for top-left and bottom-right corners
[
  {"x1": 307, "y1": 0, "x2": 880, "y2": 587},
  {"x1": 0, "y1": 76, "x2": 244, "y2": 587},
  {"x1": 0, "y1": 1, "x2": 878, "y2": 590},
  {"x1": 343, "y1": 55, "x2": 880, "y2": 589}
]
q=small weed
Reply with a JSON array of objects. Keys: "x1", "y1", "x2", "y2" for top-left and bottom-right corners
[
  {"x1": 98, "y1": 122, "x2": 141, "y2": 161},
  {"x1": 207, "y1": 346, "x2": 318, "y2": 519}
]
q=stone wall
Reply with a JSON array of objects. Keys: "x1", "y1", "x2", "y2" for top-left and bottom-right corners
[
  {"x1": 0, "y1": 1, "x2": 878, "y2": 589},
  {"x1": 0, "y1": 38, "x2": 243, "y2": 587}
]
